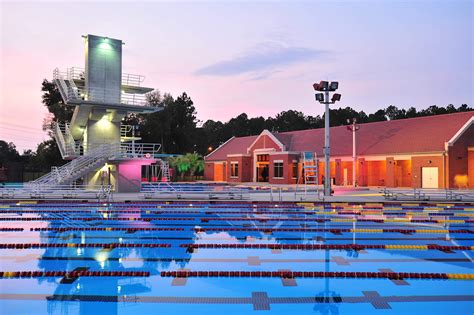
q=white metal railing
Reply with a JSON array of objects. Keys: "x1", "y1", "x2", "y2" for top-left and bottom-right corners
[
  {"x1": 30, "y1": 144, "x2": 114, "y2": 186},
  {"x1": 0, "y1": 184, "x2": 112, "y2": 201},
  {"x1": 63, "y1": 67, "x2": 145, "y2": 87},
  {"x1": 54, "y1": 77, "x2": 147, "y2": 106},
  {"x1": 29, "y1": 142, "x2": 162, "y2": 187},
  {"x1": 51, "y1": 122, "x2": 80, "y2": 158},
  {"x1": 381, "y1": 188, "x2": 474, "y2": 201},
  {"x1": 115, "y1": 143, "x2": 162, "y2": 159},
  {"x1": 142, "y1": 182, "x2": 250, "y2": 200}
]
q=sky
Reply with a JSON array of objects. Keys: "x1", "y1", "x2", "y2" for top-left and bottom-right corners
[{"x1": 0, "y1": 0, "x2": 473, "y2": 152}]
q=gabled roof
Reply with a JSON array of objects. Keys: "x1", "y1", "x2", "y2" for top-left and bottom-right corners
[
  {"x1": 205, "y1": 135, "x2": 258, "y2": 161},
  {"x1": 205, "y1": 111, "x2": 474, "y2": 160}
]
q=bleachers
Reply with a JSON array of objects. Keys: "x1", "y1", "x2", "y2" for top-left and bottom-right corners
[
  {"x1": 142, "y1": 182, "x2": 250, "y2": 200},
  {"x1": 382, "y1": 188, "x2": 474, "y2": 201},
  {"x1": 0, "y1": 184, "x2": 112, "y2": 201}
]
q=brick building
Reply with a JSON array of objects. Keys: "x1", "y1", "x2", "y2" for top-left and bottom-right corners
[{"x1": 204, "y1": 111, "x2": 474, "y2": 189}]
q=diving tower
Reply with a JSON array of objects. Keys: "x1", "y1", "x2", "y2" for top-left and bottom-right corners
[{"x1": 32, "y1": 34, "x2": 165, "y2": 192}]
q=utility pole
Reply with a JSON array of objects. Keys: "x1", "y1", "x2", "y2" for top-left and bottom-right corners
[
  {"x1": 346, "y1": 118, "x2": 360, "y2": 187},
  {"x1": 313, "y1": 81, "x2": 341, "y2": 196}
]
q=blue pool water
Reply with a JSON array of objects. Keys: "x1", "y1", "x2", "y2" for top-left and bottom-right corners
[{"x1": 0, "y1": 201, "x2": 473, "y2": 314}]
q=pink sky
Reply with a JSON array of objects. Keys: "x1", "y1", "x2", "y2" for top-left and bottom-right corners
[{"x1": 0, "y1": 1, "x2": 472, "y2": 152}]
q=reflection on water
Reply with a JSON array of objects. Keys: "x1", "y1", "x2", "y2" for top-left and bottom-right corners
[{"x1": 0, "y1": 202, "x2": 472, "y2": 315}]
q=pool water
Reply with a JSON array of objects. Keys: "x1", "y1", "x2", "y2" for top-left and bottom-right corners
[{"x1": 0, "y1": 201, "x2": 473, "y2": 315}]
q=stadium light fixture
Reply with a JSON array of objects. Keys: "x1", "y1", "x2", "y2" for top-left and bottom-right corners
[{"x1": 312, "y1": 80, "x2": 342, "y2": 196}]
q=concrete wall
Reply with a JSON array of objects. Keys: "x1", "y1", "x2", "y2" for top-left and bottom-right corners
[
  {"x1": 85, "y1": 109, "x2": 121, "y2": 151},
  {"x1": 85, "y1": 163, "x2": 117, "y2": 191},
  {"x1": 116, "y1": 159, "x2": 155, "y2": 192},
  {"x1": 85, "y1": 35, "x2": 122, "y2": 104}
]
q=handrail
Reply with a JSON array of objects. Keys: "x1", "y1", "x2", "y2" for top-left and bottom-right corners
[{"x1": 62, "y1": 67, "x2": 145, "y2": 87}]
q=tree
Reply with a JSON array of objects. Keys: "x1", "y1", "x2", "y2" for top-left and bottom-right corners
[
  {"x1": 41, "y1": 80, "x2": 74, "y2": 124},
  {"x1": 0, "y1": 141, "x2": 20, "y2": 167}
]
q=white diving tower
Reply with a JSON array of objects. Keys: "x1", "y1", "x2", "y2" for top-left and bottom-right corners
[{"x1": 32, "y1": 34, "x2": 164, "y2": 192}]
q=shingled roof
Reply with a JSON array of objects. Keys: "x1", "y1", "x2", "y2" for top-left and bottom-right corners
[{"x1": 205, "y1": 111, "x2": 473, "y2": 161}]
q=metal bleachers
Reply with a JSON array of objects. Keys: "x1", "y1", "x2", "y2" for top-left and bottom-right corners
[
  {"x1": 381, "y1": 188, "x2": 474, "y2": 202},
  {"x1": 142, "y1": 183, "x2": 250, "y2": 200},
  {"x1": 0, "y1": 184, "x2": 112, "y2": 201}
]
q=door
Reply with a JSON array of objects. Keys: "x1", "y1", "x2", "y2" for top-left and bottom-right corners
[
  {"x1": 256, "y1": 164, "x2": 269, "y2": 182},
  {"x1": 343, "y1": 168, "x2": 348, "y2": 186},
  {"x1": 214, "y1": 163, "x2": 224, "y2": 182},
  {"x1": 422, "y1": 167, "x2": 438, "y2": 188}
]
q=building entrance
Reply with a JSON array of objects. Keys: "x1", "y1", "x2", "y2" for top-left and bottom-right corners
[
  {"x1": 256, "y1": 154, "x2": 270, "y2": 182},
  {"x1": 256, "y1": 164, "x2": 269, "y2": 182}
]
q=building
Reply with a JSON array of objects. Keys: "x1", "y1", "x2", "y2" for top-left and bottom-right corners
[
  {"x1": 204, "y1": 111, "x2": 474, "y2": 189},
  {"x1": 30, "y1": 34, "x2": 164, "y2": 192}
]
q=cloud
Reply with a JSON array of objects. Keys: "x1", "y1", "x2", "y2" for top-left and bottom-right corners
[{"x1": 195, "y1": 42, "x2": 328, "y2": 77}]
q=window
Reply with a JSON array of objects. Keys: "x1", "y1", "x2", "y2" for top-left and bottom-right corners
[
  {"x1": 230, "y1": 162, "x2": 239, "y2": 177},
  {"x1": 292, "y1": 162, "x2": 298, "y2": 179},
  {"x1": 273, "y1": 162, "x2": 284, "y2": 178},
  {"x1": 257, "y1": 154, "x2": 269, "y2": 162}
]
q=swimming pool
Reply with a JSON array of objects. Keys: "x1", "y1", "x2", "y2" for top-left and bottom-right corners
[{"x1": 0, "y1": 201, "x2": 473, "y2": 314}]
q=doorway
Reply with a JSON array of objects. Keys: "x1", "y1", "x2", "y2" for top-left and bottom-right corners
[
  {"x1": 422, "y1": 167, "x2": 439, "y2": 188},
  {"x1": 256, "y1": 164, "x2": 269, "y2": 182}
]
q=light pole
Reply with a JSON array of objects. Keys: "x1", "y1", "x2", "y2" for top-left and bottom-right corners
[
  {"x1": 346, "y1": 118, "x2": 360, "y2": 187},
  {"x1": 313, "y1": 81, "x2": 341, "y2": 196}
]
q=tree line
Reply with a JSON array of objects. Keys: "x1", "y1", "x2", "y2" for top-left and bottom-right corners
[{"x1": 0, "y1": 79, "x2": 471, "y2": 180}]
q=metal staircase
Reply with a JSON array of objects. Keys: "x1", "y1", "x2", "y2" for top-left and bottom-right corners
[
  {"x1": 52, "y1": 122, "x2": 80, "y2": 159},
  {"x1": 29, "y1": 144, "x2": 116, "y2": 186},
  {"x1": 53, "y1": 68, "x2": 80, "y2": 104}
]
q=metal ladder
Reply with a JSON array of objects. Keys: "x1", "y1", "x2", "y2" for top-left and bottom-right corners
[
  {"x1": 160, "y1": 160, "x2": 170, "y2": 182},
  {"x1": 295, "y1": 152, "x2": 320, "y2": 198}
]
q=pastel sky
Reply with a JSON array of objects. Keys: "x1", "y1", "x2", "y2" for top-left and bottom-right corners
[{"x1": 0, "y1": 0, "x2": 472, "y2": 152}]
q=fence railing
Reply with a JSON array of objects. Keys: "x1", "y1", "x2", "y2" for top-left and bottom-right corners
[
  {"x1": 381, "y1": 188, "x2": 474, "y2": 201},
  {"x1": 60, "y1": 67, "x2": 145, "y2": 87},
  {"x1": 0, "y1": 184, "x2": 112, "y2": 201},
  {"x1": 142, "y1": 182, "x2": 250, "y2": 200}
]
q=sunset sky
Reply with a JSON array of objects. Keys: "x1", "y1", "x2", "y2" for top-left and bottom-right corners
[{"x1": 0, "y1": 0, "x2": 472, "y2": 152}]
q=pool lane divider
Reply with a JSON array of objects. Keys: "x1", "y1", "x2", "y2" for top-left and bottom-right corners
[
  {"x1": 180, "y1": 243, "x2": 473, "y2": 252},
  {"x1": 0, "y1": 271, "x2": 150, "y2": 279},
  {"x1": 160, "y1": 270, "x2": 474, "y2": 280},
  {"x1": 30, "y1": 227, "x2": 184, "y2": 232},
  {"x1": 193, "y1": 227, "x2": 473, "y2": 234},
  {"x1": 2, "y1": 243, "x2": 471, "y2": 252},
  {"x1": 0, "y1": 243, "x2": 171, "y2": 249}
]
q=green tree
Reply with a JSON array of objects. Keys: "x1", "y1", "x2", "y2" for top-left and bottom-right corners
[{"x1": 41, "y1": 79, "x2": 74, "y2": 123}]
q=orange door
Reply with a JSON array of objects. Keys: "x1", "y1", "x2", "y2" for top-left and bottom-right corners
[{"x1": 214, "y1": 163, "x2": 224, "y2": 182}]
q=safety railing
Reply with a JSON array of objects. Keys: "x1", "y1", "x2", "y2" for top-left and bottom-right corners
[
  {"x1": 0, "y1": 184, "x2": 112, "y2": 201},
  {"x1": 142, "y1": 182, "x2": 250, "y2": 200},
  {"x1": 60, "y1": 67, "x2": 145, "y2": 87},
  {"x1": 54, "y1": 68, "x2": 150, "y2": 106},
  {"x1": 51, "y1": 122, "x2": 80, "y2": 158},
  {"x1": 381, "y1": 188, "x2": 474, "y2": 201},
  {"x1": 30, "y1": 144, "x2": 115, "y2": 186},
  {"x1": 114, "y1": 143, "x2": 161, "y2": 159}
]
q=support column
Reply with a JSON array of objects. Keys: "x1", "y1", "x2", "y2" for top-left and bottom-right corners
[
  {"x1": 335, "y1": 159, "x2": 342, "y2": 186},
  {"x1": 357, "y1": 158, "x2": 367, "y2": 187},
  {"x1": 385, "y1": 157, "x2": 395, "y2": 188}
]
